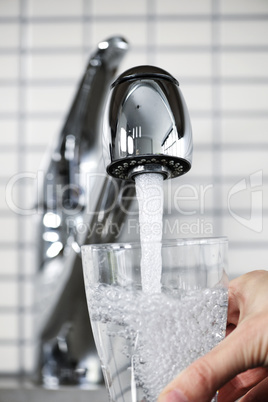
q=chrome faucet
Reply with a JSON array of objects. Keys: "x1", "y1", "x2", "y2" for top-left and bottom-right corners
[
  {"x1": 35, "y1": 36, "x2": 132, "y2": 387},
  {"x1": 105, "y1": 65, "x2": 192, "y2": 181},
  {"x1": 35, "y1": 39, "x2": 193, "y2": 388}
]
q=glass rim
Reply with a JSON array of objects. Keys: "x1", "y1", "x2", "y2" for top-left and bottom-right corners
[{"x1": 81, "y1": 236, "x2": 228, "y2": 252}]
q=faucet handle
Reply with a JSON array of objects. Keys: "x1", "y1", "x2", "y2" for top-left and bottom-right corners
[{"x1": 104, "y1": 65, "x2": 193, "y2": 180}]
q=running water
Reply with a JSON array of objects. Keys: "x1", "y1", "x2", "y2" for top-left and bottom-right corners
[
  {"x1": 86, "y1": 284, "x2": 228, "y2": 402},
  {"x1": 134, "y1": 173, "x2": 164, "y2": 294},
  {"x1": 83, "y1": 173, "x2": 228, "y2": 402}
]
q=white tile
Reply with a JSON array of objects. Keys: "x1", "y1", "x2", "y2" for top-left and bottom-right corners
[
  {"x1": 25, "y1": 118, "x2": 61, "y2": 147},
  {"x1": 156, "y1": 0, "x2": 211, "y2": 14},
  {"x1": 162, "y1": 213, "x2": 215, "y2": 238},
  {"x1": 223, "y1": 181, "x2": 268, "y2": 215},
  {"x1": 221, "y1": 118, "x2": 268, "y2": 144},
  {"x1": 28, "y1": 0, "x2": 83, "y2": 16},
  {"x1": 0, "y1": 215, "x2": 17, "y2": 242},
  {"x1": 117, "y1": 51, "x2": 149, "y2": 75},
  {"x1": 0, "y1": 313, "x2": 18, "y2": 340},
  {"x1": 0, "y1": 281, "x2": 18, "y2": 307},
  {"x1": 225, "y1": 185, "x2": 262, "y2": 220},
  {"x1": 0, "y1": 346, "x2": 19, "y2": 372},
  {"x1": 164, "y1": 179, "x2": 215, "y2": 216},
  {"x1": 22, "y1": 281, "x2": 34, "y2": 308},
  {"x1": 221, "y1": 149, "x2": 268, "y2": 177},
  {"x1": 0, "y1": 249, "x2": 18, "y2": 275},
  {"x1": 0, "y1": 55, "x2": 19, "y2": 79},
  {"x1": 223, "y1": 214, "x2": 268, "y2": 243},
  {"x1": 0, "y1": 24, "x2": 19, "y2": 48},
  {"x1": 188, "y1": 150, "x2": 213, "y2": 177},
  {"x1": 0, "y1": 120, "x2": 17, "y2": 145},
  {"x1": 155, "y1": 51, "x2": 212, "y2": 78},
  {"x1": 92, "y1": 21, "x2": 147, "y2": 47},
  {"x1": 25, "y1": 85, "x2": 75, "y2": 113},
  {"x1": 25, "y1": 151, "x2": 47, "y2": 174},
  {"x1": 92, "y1": 0, "x2": 146, "y2": 15},
  {"x1": 20, "y1": 215, "x2": 38, "y2": 243},
  {"x1": 182, "y1": 84, "x2": 212, "y2": 112},
  {"x1": 0, "y1": 151, "x2": 18, "y2": 177},
  {"x1": 221, "y1": 0, "x2": 268, "y2": 14},
  {"x1": 222, "y1": 84, "x2": 268, "y2": 111},
  {"x1": 27, "y1": 53, "x2": 84, "y2": 80},
  {"x1": 23, "y1": 247, "x2": 37, "y2": 276},
  {"x1": 156, "y1": 21, "x2": 212, "y2": 46},
  {"x1": 0, "y1": 87, "x2": 19, "y2": 112},
  {"x1": 220, "y1": 21, "x2": 268, "y2": 46},
  {"x1": 0, "y1": 0, "x2": 20, "y2": 16},
  {"x1": 22, "y1": 344, "x2": 36, "y2": 372},
  {"x1": 221, "y1": 52, "x2": 268, "y2": 78},
  {"x1": 191, "y1": 117, "x2": 213, "y2": 144},
  {"x1": 1, "y1": 184, "x2": 14, "y2": 211},
  {"x1": 7, "y1": 179, "x2": 37, "y2": 216},
  {"x1": 229, "y1": 249, "x2": 268, "y2": 279},
  {"x1": 25, "y1": 118, "x2": 61, "y2": 146},
  {"x1": 28, "y1": 23, "x2": 83, "y2": 48}
]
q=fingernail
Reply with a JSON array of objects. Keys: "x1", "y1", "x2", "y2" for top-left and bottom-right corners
[{"x1": 159, "y1": 389, "x2": 189, "y2": 402}]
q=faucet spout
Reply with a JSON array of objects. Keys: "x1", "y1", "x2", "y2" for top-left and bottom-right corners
[
  {"x1": 35, "y1": 37, "x2": 129, "y2": 387},
  {"x1": 104, "y1": 65, "x2": 193, "y2": 181},
  {"x1": 39, "y1": 36, "x2": 129, "y2": 267}
]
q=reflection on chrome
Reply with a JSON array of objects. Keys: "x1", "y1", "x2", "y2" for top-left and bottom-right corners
[
  {"x1": 35, "y1": 36, "x2": 130, "y2": 387},
  {"x1": 46, "y1": 242, "x2": 63, "y2": 259},
  {"x1": 43, "y1": 212, "x2": 61, "y2": 228}
]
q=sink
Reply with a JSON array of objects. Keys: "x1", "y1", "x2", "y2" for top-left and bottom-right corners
[{"x1": 0, "y1": 379, "x2": 107, "y2": 402}]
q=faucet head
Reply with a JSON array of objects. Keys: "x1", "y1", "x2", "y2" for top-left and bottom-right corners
[{"x1": 104, "y1": 65, "x2": 193, "y2": 180}]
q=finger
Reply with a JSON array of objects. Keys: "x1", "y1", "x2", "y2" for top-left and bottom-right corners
[
  {"x1": 229, "y1": 271, "x2": 268, "y2": 320},
  {"x1": 226, "y1": 278, "x2": 242, "y2": 326},
  {"x1": 240, "y1": 375, "x2": 268, "y2": 401},
  {"x1": 158, "y1": 323, "x2": 256, "y2": 402},
  {"x1": 158, "y1": 271, "x2": 268, "y2": 402},
  {"x1": 227, "y1": 270, "x2": 268, "y2": 325},
  {"x1": 158, "y1": 333, "x2": 243, "y2": 401},
  {"x1": 218, "y1": 367, "x2": 268, "y2": 402},
  {"x1": 226, "y1": 323, "x2": 236, "y2": 337}
]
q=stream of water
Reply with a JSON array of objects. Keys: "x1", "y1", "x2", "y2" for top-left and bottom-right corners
[{"x1": 135, "y1": 173, "x2": 164, "y2": 294}]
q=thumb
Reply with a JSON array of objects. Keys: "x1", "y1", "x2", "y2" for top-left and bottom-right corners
[{"x1": 157, "y1": 324, "x2": 252, "y2": 402}]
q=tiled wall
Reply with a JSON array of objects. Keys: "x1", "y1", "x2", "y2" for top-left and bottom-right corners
[{"x1": 1, "y1": 0, "x2": 268, "y2": 376}]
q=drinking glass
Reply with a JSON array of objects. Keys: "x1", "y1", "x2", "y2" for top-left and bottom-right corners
[{"x1": 81, "y1": 237, "x2": 228, "y2": 402}]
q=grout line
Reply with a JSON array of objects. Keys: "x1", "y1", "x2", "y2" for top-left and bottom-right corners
[
  {"x1": 146, "y1": 0, "x2": 157, "y2": 65},
  {"x1": 16, "y1": 0, "x2": 28, "y2": 376},
  {"x1": 0, "y1": 207, "x2": 268, "y2": 220},
  {"x1": 2, "y1": 142, "x2": 268, "y2": 156},
  {"x1": 2, "y1": 45, "x2": 268, "y2": 54},
  {"x1": 0, "y1": 339, "x2": 35, "y2": 345},
  {"x1": 1, "y1": 109, "x2": 268, "y2": 120},
  {"x1": 1, "y1": 13, "x2": 268, "y2": 24},
  {"x1": 3, "y1": 76, "x2": 268, "y2": 87},
  {"x1": 82, "y1": 0, "x2": 93, "y2": 63},
  {"x1": 211, "y1": 0, "x2": 223, "y2": 235}
]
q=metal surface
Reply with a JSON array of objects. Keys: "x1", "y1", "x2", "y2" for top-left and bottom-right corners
[
  {"x1": 105, "y1": 65, "x2": 193, "y2": 180},
  {"x1": 0, "y1": 379, "x2": 107, "y2": 402},
  {"x1": 35, "y1": 36, "x2": 132, "y2": 387}
]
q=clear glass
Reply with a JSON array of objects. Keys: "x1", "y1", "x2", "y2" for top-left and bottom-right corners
[{"x1": 81, "y1": 237, "x2": 228, "y2": 402}]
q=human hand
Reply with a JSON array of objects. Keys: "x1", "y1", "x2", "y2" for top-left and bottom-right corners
[{"x1": 158, "y1": 270, "x2": 268, "y2": 402}]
